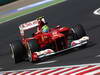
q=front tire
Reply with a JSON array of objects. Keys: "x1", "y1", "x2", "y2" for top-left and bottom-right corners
[
  {"x1": 71, "y1": 24, "x2": 89, "y2": 47},
  {"x1": 71, "y1": 24, "x2": 87, "y2": 40}
]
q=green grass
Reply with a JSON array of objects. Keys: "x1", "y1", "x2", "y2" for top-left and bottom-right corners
[{"x1": 0, "y1": 0, "x2": 65, "y2": 24}]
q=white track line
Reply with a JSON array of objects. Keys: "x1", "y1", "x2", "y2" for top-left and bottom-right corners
[
  {"x1": 93, "y1": 8, "x2": 100, "y2": 15},
  {"x1": 36, "y1": 60, "x2": 57, "y2": 65},
  {"x1": 17, "y1": 0, "x2": 53, "y2": 11}
]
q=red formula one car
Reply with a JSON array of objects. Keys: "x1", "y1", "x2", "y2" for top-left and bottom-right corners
[{"x1": 9, "y1": 16, "x2": 89, "y2": 63}]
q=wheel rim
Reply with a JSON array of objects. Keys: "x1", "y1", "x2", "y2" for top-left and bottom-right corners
[
  {"x1": 28, "y1": 50, "x2": 32, "y2": 62},
  {"x1": 9, "y1": 44, "x2": 14, "y2": 59},
  {"x1": 71, "y1": 28, "x2": 75, "y2": 33},
  {"x1": 27, "y1": 43, "x2": 32, "y2": 62}
]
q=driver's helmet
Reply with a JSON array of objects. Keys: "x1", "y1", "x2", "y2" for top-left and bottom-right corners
[
  {"x1": 37, "y1": 16, "x2": 44, "y2": 20},
  {"x1": 42, "y1": 25, "x2": 49, "y2": 32}
]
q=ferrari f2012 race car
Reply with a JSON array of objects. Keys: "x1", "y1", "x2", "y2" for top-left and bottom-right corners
[{"x1": 9, "y1": 16, "x2": 89, "y2": 63}]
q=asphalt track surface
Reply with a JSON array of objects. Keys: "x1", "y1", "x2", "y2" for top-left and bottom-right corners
[{"x1": 0, "y1": 0, "x2": 100, "y2": 71}]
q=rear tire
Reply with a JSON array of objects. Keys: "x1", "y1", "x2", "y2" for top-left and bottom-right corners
[
  {"x1": 9, "y1": 40, "x2": 26, "y2": 63},
  {"x1": 27, "y1": 39, "x2": 40, "y2": 62}
]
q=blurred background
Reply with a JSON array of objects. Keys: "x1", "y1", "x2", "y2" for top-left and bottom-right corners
[{"x1": 0, "y1": 0, "x2": 17, "y2": 5}]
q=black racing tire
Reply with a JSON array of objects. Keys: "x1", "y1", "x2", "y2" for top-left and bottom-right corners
[
  {"x1": 9, "y1": 40, "x2": 26, "y2": 63},
  {"x1": 27, "y1": 39, "x2": 40, "y2": 62},
  {"x1": 71, "y1": 24, "x2": 87, "y2": 40}
]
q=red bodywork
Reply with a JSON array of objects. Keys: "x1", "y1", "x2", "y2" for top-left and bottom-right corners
[
  {"x1": 19, "y1": 18, "x2": 71, "y2": 61},
  {"x1": 22, "y1": 26, "x2": 70, "y2": 52}
]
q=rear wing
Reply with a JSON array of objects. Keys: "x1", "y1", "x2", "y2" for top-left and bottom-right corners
[
  {"x1": 19, "y1": 17, "x2": 46, "y2": 36},
  {"x1": 19, "y1": 20, "x2": 38, "y2": 30}
]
